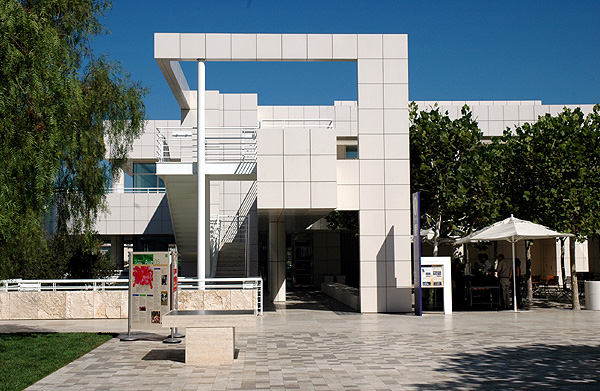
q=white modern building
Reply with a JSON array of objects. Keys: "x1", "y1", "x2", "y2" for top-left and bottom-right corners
[{"x1": 95, "y1": 33, "x2": 600, "y2": 313}]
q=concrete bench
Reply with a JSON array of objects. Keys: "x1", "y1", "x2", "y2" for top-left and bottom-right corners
[{"x1": 162, "y1": 310, "x2": 256, "y2": 365}]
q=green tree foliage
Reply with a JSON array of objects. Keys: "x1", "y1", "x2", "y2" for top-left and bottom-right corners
[
  {"x1": 324, "y1": 210, "x2": 358, "y2": 235},
  {"x1": 410, "y1": 103, "x2": 498, "y2": 255},
  {"x1": 497, "y1": 106, "x2": 600, "y2": 309},
  {"x1": 0, "y1": 1, "x2": 147, "y2": 279}
]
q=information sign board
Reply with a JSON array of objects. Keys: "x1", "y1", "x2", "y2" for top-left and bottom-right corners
[
  {"x1": 421, "y1": 265, "x2": 444, "y2": 287},
  {"x1": 129, "y1": 252, "x2": 171, "y2": 330}
]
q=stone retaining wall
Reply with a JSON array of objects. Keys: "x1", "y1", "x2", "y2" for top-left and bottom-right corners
[{"x1": 0, "y1": 289, "x2": 257, "y2": 320}]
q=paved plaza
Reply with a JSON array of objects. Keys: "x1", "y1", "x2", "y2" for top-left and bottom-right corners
[{"x1": 1, "y1": 293, "x2": 599, "y2": 390}]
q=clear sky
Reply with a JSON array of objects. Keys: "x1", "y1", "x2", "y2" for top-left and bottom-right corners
[{"x1": 91, "y1": 0, "x2": 600, "y2": 120}]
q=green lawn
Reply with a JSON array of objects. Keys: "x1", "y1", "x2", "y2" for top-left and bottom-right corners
[{"x1": 0, "y1": 332, "x2": 113, "y2": 391}]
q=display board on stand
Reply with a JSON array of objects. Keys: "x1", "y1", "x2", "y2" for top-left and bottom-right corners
[
  {"x1": 130, "y1": 252, "x2": 171, "y2": 330},
  {"x1": 421, "y1": 256, "x2": 452, "y2": 315}
]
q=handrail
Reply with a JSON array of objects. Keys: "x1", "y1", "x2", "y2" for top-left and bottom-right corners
[
  {"x1": 106, "y1": 187, "x2": 166, "y2": 194},
  {"x1": 259, "y1": 118, "x2": 333, "y2": 128},
  {"x1": 1, "y1": 277, "x2": 264, "y2": 315}
]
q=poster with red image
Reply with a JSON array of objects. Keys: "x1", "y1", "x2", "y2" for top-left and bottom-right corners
[{"x1": 130, "y1": 252, "x2": 171, "y2": 331}]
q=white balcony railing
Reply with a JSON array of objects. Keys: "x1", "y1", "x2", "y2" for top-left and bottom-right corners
[{"x1": 156, "y1": 127, "x2": 257, "y2": 163}]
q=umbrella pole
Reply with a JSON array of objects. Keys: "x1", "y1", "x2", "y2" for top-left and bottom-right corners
[{"x1": 512, "y1": 240, "x2": 517, "y2": 312}]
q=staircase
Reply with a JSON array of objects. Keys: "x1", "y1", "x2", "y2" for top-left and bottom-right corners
[{"x1": 215, "y1": 242, "x2": 246, "y2": 277}]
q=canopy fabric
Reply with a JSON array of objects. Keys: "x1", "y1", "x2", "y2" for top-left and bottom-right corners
[{"x1": 455, "y1": 215, "x2": 572, "y2": 244}]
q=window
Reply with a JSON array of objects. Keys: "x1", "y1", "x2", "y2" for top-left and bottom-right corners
[
  {"x1": 132, "y1": 163, "x2": 165, "y2": 191},
  {"x1": 337, "y1": 137, "x2": 358, "y2": 160}
]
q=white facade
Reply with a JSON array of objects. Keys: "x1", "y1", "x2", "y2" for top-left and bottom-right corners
[{"x1": 93, "y1": 33, "x2": 599, "y2": 313}]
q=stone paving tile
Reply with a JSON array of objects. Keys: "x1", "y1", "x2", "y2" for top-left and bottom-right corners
[{"x1": 4, "y1": 292, "x2": 599, "y2": 390}]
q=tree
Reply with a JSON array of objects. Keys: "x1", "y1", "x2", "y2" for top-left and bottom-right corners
[
  {"x1": 500, "y1": 106, "x2": 600, "y2": 309},
  {"x1": 410, "y1": 103, "x2": 499, "y2": 255},
  {"x1": 0, "y1": 1, "x2": 147, "y2": 279}
]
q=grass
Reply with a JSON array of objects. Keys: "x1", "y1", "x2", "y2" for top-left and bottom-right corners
[{"x1": 0, "y1": 332, "x2": 113, "y2": 391}]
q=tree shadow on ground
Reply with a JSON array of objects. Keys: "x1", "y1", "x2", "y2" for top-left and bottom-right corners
[{"x1": 411, "y1": 344, "x2": 600, "y2": 390}]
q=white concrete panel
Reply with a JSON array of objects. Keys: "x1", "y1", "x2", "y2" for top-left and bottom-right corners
[
  {"x1": 360, "y1": 261, "x2": 383, "y2": 287},
  {"x1": 337, "y1": 160, "x2": 359, "y2": 185},
  {"x1": 335, "y1": 121, "x2": 351, "y2": 136},
  {"x1": 360, "y1": 235, "x2": 386, "y2": 261},
  {"x1": 257, "y1": 106, "x2": 273, "y2": 120},
  {"x1": 504, "y1": 105, "x2": 519, "y2": 121},
  {"x1": 311, "y1": 182, "x2": 337, "y2": 208},
  {"x1": 360, "y1": 185, "x2": 385, "y2": 209},
  {"x1": 180, "y1": 33, "x2": 205, "y2": 60},
  {"x1": 223, "y1": 111, "x2": 241, "y2": 127},
  {"x1": 288, "y1": 106, "x2": 303, "y2": 119},
  {"x1": 256, "y1": 34, "x2": 282, "y2": 60},
  {"x1": 385, "y1": 287, "x2": 412, "y2": 311},
  {"x1": 241, "y1": 111, "x2": 257, "y2": 127},
  {"x1": 383, "y1": 84, "x2": 409, "y2": 109},
  {"x1": 337, "y1": 184, "x2": 359, "y2": 210},
  {"x1": 335, "y1": 105, "x2": 352, "y2": 122},
  {"x1": 304, "y1": 106, "x2": 319, "y2": 119},
  {"x1": 240, "y1": 94, "x2": 258, "y2": 110},
  {"x1": 489, "y1": 105, "x2": 504, "y2": 121},
  {"x1": 121, "y1": 220, "x2": 134, "y2": 236},
  {"x1": 383, "y1": 34, "x2": 408, "y2": 59},
  {"x1": 358, "y1": 84, "x2": 384, "y2": 109},
  {"x1": 258, "y1": 182, "x2": 283, "y2": 208},
  {"x1": 359, "y1": 160, "x2": 384, "y2": 185},
  {"x1": 471, "y1": 105, "x2": 488, "y2": 121},
  {"x1": 205, "y1": 34, "x2": 231, "y2": 61},
  {"x1": 282, "y1": 34, "x2": 307, "y2": 60},
  {"x1": 358, "y1": 134, "x2": 384, "y2": 160},
  {"x1": 357, "y1": 59, "x2": 383, "y2": 83},
  {"x1": 231, "y1": 34, "x2": 257, "y2": 60},
  {"x1": 383, "y1": 108, "x2": 409, "y2": 134},
  {"x1": 534, "y1": 105, "x2": 550, "y2": 119},
  {"x1": 383, "y1": 59, "x2": 408, "y2": 83},
  {"x1": 284, "y1": 155, "x2": 310, "y2": 181},
  {"x1": 154, "y1": 33, "x2": 180, "y2": 59},
  {"x1": 258, "y1": 155, "x2": 283, "y2": 181},
  {"x1": 358, "y1": 34, "x2": 383, "y2": 59},
  {"x1": 384, "y1": 160, "x2": 410, "y2": 185},
  {"x1": 223, "y1": 181, "x2": 240, "y2": 193},
  {"x1": 332, "y1": 34, "x2": 357, "y2": 59},
  {"x1": 519, "y1": 105, "x2": 535, "y2": 122},
  {"x1": 311, "y1": 155, "x2": 337, "y2": 182},
  {"x1": 357, "y1": 109, "x2": 384, "y2": 134},
  {"x1": 284, "y1": 182, "x2": 310, "y2": 208},
  {"x1": 205, "y1": 110, "x2": 222, "y2": 128},
  {"x1": 223, "y1": 94, "x2": 241, "y2": 110},
  {"x1": 488, "y1": 121, "x2": 504, "y2": 136},
  {"x1": 385, "y1": 185, "x2": 411, "y2": 210},
  {"x1": 360, "y1": 210, "x2": 386, "y2": 236},
  {"x1": 384, "y1": 134, "x2": 410, "y2": 159},
  {"x1": 319, "y1": 106, "x2": 334, "y2": 119},
  {"x1": 257, "y1": 128, "x2": 283, "y2": 155},
  {"x1": 284, "y1": 129, "x2": 310, "y2": 155},
  {"x1": 310, "y1": 128, "x2": 335, "y2": 155},
  {"x1": 307, "y1": 34, "x2": 332, "y2": 60},
  {"x1": 385, "y1": 210, "x2": 411, "y2": 236}
]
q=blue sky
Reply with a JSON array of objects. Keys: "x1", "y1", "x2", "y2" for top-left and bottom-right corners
[{"x1": 91, "y1": 1, "x2": 600, "y2": 120}]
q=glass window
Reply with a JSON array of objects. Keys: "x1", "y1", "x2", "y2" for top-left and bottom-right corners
[
  {"x1": 134, "y1": 163, "x2": 156, "y2": 174},
  {"x1": 132, "y1": 163, "x2": 164, "y2": 190},
  {"x1": 345, "y1": 145, "x2": 358, "y2": 159}
]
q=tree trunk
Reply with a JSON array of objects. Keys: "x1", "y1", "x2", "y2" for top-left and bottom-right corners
[
  {"x1": 525, "y1": 241, "x2": 533, "y2": 304},
  {"x1": 560, "y1": 238, "x2": 567, "y2": 288},
  {"x1": 432, "y1": 214, "x2": 442, "y2": 257},
  {"x1": 569, "y1": 238, "x2": 581, "y2": 310}
]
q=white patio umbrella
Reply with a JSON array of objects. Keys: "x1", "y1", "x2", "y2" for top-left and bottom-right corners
[{"x1": 456, "y1": 215, "x2": 572, "y2": 312}]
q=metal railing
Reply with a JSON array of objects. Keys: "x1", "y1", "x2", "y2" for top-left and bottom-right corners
[
  {"x1": 0, "y1": 278, "x2": 128, "y2": 292},
  {"x1": 156, "y1": 126, "x2": 257, "y2": 163},
  {"x1": 1, "y1": 277, "x2": 264, "y2": 315},
  {"x1": 259, "y1": 118, "x2": 333, "y2": 128},
  {"x1": 175, "y1": 277, "x2": 264, "y2": 315},
  {"x1": 106, "y1": 187, "x2": 166, "y2": 194}
]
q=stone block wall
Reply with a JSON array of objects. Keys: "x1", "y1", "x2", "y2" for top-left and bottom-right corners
[{"x1": 0, "y1": 289, "x2": 257, "y2": 320}]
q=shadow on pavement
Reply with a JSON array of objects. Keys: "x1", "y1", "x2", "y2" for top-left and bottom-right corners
[{"x1": 411, "y1": 343, "x2": 600, "y2": 390}]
